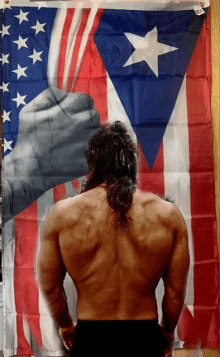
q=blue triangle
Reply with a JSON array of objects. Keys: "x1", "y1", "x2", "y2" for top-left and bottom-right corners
[{"x1": 95, "y1": 8, "x2": 208, "y2": 169}]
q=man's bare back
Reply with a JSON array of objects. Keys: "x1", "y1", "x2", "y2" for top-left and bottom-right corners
[
  {"x1": 37, "y1": 121, "x2": 190, "y2": 355},
  {"x1": 51, "y1": 186, "x2": 186, "y2": 321}
]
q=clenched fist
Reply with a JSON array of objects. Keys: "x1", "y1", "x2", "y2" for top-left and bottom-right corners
[
  {"x1": 3, "y1": 88, "x2": 100, "y2": 222},
  {"x1": 59, "y1": 322, "x2": 77, "y2": 351}
]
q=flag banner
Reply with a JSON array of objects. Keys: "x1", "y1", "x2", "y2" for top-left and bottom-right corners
[{"x1": 1, "y1": 0, "x2": 219, "y2": 355}]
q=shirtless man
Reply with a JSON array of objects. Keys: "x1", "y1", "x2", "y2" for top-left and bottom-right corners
[{"x1": 37, "y1": 121, "x2": 190, "y2": 357}]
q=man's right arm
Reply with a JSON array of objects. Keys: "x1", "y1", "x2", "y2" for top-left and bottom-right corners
[{"x1": 161, "y1": 205, "x2": 190, "y2": 351}]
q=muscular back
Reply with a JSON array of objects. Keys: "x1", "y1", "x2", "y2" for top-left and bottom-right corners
[{"x1": 56, "y1": 187, "x2": 180, "y2": 320}]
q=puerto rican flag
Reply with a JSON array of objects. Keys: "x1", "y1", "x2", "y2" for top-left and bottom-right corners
[{"x1": 1, "y1": 1, "x2": 219, "y2": 355}]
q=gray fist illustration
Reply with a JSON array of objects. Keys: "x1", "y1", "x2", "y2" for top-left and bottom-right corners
[{"x1": 3, "y1": 88, "x2": 100, "y2": 222}]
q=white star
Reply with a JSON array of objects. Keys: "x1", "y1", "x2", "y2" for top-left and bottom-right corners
[
  {"x1": 0, "y1": 82, "x2": 10, "y2": 92},
  {"x1": 0, "y1": 24, "x2": 11, "y2": 38},
  {"x1": 124, "y1": 27, "x2": 178, "y2": 77},
  {"x1": 2, "y1": 3, "x2": 12, "y2": 11},
  {"x1": 35, "y1": 2, "x2": 48, "y2": 9},
  {"x1": 28, "y1": 49, "x2": 43, "y2": 64},
  {"x1": 31, "y1": 20, "x2": 46, "y2": 35},
  {"x1": 13, "y1": 35, "x2": 28, "y2": 50},
  {"x1": 0, "y1": 53, "x2": 9, "y2": 65},
  {"x1": 14, "y1": 9, "x2": 29, "y2": 24},
  {"x1": 2, "y1": 110, "x2": 11, "y2": 123},
  {"x1": 12, "y1": 92, "x2": 27, "y2": 108},
  {"x1": 3, "y1": 138, "x2": 13, "y2": 153},
  {"x1": 12, "y1": 64, "x2": 28, "y2": 80}
]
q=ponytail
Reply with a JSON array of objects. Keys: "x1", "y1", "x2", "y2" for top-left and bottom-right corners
[
  {"x1": 80, "y1": 121, "x2": 138, "y2": 234},
  {"x1": 106, "y1": 176, "x2": 136, "y2": 234}
]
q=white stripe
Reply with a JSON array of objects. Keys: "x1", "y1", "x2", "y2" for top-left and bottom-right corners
[
  {"x1": 78, "y1": 176, "x2": 87, "y2": 187},
  {"x1": 65, "y1": 181, "x2": 77, "y2": 197},
  {"x1": 163, "y1": 75, "x2": 194, "y2": 316},
  {"x1": 47, "y1": 8, "x2": 67, "y2": 88},
  {"x1": 63, "y1": 274, "x2": 78, "y2": 324},
  {"x1": 155, "y1": 283, "x2": 185, "y2": 348},
  {"x1": 3, "y1": 219, "x2": 17, "y2": 356},
  {"x1": 22, "y1": 316, "x2": 31, "y2": 348},
  {"x1": 65, "y1": 3, "x2": 84, "y2": 62},
  {"x1": 10, "y1": 1, "x2": 210, "y2": 11},
  {"x1": 71, "y1": 5, "x2": 100, "y2": 91},
  {"x1": 155, "y1": 280, "x2": 164, "y2": 324},
  {"x1": 107, "y1": 73, "x2": 137, "y2": 144},
  {"x1": 63, "y1": 6, "x2": 84, "y2": 91}
]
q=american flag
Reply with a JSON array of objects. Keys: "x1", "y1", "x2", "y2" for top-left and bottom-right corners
[{"x1": 1, "y1": 1, "x2": 219, "y2": 355}]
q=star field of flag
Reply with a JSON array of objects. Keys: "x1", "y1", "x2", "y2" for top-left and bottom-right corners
[{"x1": 1, "y1": 6, "x2": 56, "y2": 156}]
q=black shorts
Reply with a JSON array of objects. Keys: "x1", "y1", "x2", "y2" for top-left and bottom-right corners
[{"x1": 69, "y1": 319, "x2": 165, "y2": 356}]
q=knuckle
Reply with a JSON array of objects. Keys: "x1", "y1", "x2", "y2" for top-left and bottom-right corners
[{"x1": 74, "y1": 93, "x2": 94, "y2": 109}]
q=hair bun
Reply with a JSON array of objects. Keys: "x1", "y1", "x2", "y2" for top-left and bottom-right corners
[{"x1": 110, "y1": 121, "x2": 127, "y2": 135}]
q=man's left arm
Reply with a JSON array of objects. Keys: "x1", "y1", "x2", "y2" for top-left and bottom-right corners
[{"x1": 36, "y1": 205, "x2": 73, "y2": 329}]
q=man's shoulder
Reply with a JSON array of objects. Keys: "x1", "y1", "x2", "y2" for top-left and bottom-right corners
[
  {"x1": 136, "y1": 189, "x2": 175, "y2": 208},
  {"x1": 148, "y1": 192, "x2": 186, "y2": 231},
  {"x1": 46, "y1": 195, "x2": 83, "y2": 228},
  {"x1": 135, "y1": 189, "x2": 178, "y2": 223}
]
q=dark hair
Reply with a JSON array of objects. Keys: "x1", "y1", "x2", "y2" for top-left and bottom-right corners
[{"x1": 80, "y1": 121, "x2": 138, "y2": 234}]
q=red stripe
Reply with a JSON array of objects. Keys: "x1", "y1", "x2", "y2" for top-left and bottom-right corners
[
  {"x1": 57, "y1": 8, "x2": 75, "y2": 90},
  {"x1": 71, "y1": 179, "x2": 80, "y2": 192},
  {"x1": 53, "y1": 184, "x2": 66, "y2": 203},
  {"x1": 14, "y1": 203, "x2": 43, "y2": 354},
  {"x1": 186, "y1": 11, "x2": 219, "y2": 347},
  {"x1": 178, "y1": 305, "x2": 200, "y2": 348},
  {"x1": 73, "y1": 9, "x2": 108, "y2": 124},
  {"x1": 67, "y1": 8, "x2": 91, "y2": 92},
  {"x1": 137, "y1": 141, "x2": 165, "y2": 197}
]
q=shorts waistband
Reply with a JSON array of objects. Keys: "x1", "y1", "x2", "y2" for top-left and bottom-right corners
[{"x1": 77, "y1": 319, "x2": 159, "y2": 325}]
